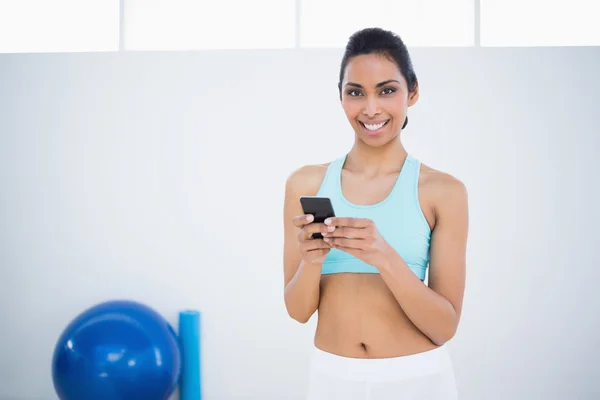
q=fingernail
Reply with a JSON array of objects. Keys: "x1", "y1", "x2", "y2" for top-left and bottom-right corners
[
  {"x1": 325, "y1": 218, "x2": 332, "y2": 225},
  {"x1": 323, "y1": 237, "x2": 329, "y2": 242},
  {"x1": 327, "y1": 226, "x2": 335, "y2": 231},
  {"x1": 306, "y1": 215, "x2": 314, "y2": 222}
]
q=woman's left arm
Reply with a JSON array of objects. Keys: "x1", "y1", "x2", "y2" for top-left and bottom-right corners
[
  {"x1": 379, "y1": 176, "x2": 469, "y2": 345},
  {"x1": 323, "y1": 176, "x2": 469, "y2": 346}
]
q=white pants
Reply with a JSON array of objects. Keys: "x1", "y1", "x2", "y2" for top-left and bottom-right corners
[{"x1": 306, "y1": 345, "x2": 458, "y2": 400}]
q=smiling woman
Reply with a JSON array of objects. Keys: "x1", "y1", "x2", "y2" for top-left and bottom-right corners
[
  {"x1": 338, "y1": 44, "x2": 418, "y2": 142},
  {"x1": 283, "y1": 27, "x2": 469, "y2": 400}
]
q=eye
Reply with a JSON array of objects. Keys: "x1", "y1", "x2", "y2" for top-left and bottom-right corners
[
  {"x1": 347, "y1": 89, "x2": 362, "y2": 97},
  {"x1": 381, "y1": 87, "x2": 395, "y2": 95}
]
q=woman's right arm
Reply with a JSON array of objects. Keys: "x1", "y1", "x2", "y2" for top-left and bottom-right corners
[{"x1": 282, "y1": 165, "x2": 330, "y2": 324}]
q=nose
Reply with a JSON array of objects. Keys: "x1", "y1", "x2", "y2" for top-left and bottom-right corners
[{"x1": 362, "y1": 96, "x2": 380, "y2": 117}]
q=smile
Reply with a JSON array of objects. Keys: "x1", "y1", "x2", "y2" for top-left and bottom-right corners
[{"x1": 359, "y1": 119, "x2": 390, "y2": 135}]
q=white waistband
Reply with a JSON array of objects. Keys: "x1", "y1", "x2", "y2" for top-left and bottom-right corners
[{"x1": 309, "y1": 345, "x2": 454, "y2": 382}]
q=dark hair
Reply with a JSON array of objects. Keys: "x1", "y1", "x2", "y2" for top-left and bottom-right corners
[{"x1": 337, "y1": 27, "x2": 418, "y2": 129}]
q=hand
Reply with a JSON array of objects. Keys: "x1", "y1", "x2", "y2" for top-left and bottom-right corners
[
  {"x1": 293, "y1": 214, "x2": 335, "y2": 264},
  {"x1": 322, "y1": 217, "x2": 392, "y2": 269}
]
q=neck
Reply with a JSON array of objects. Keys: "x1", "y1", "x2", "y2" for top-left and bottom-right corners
[{"x1": 346, "y1": 135, "x2": 408, "y2": 173}]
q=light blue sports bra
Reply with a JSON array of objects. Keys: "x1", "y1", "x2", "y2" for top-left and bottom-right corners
[{"x1": 316, "y1": 153, "x2": 431, "y2": 281}]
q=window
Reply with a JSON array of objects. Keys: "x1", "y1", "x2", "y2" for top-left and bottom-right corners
[
  {"x1": 299, "y1": 0, "x2": 475, "y2": 47},
  {"x1": 481, "y1": 0, "x2": 600, "y2": 46},
  {"x1": 0, "y1": 0, "x2": 120, "y2": 53},
  {"x1": 123, "y1": 0, "x2": 296, "y2": 50}
]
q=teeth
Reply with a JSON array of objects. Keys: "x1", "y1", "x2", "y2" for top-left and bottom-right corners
[{"x1": 363, "y1": 121, "x2": 387, "y2": 131}]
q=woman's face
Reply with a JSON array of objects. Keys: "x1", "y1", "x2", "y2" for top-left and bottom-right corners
[{"x1": 340, "y1": 53, "x2": 418, "y2": 147}]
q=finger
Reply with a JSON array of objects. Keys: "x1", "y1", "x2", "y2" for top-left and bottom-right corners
[
  {"x1": 300, "y1": 239, "x2": 330, "y2": 252},
  {"x1": 325, "y1": 217, "x2": 371, "y2": 228},
  {"x1": 293, "y1": 214, "x2": 314, "y2": 228},
  {"x1": 322, "y1": 226, "x2": 365, "y2": 239},
  {"x1": 299, "y1": 223, "x2": 336, "y2": 241},
  {"x1": 329, "y1": 245, "x2": 359, "y2": 258},
  {"x1": 323, "y1": 236, "x2": 364, "y2": 249}
]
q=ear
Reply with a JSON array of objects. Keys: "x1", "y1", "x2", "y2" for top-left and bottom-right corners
[{"x1": 407, "y1": 81, "x2": 419, "y2": 106}]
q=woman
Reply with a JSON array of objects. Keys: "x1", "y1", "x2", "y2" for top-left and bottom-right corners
[{"x1": 283, "y1": 27, "x2": 469, "y2": 399}]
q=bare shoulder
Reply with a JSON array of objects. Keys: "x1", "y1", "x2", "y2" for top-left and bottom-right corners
[
  {"x1": 419, "y1": 163, "x2": 468, "y2": 219},
  {"x1": 420, "y1": 163, "x2": 467, "y2": 196},
  {"x1": 285, "y1": 162, "x2": 331, "y2": 197}
]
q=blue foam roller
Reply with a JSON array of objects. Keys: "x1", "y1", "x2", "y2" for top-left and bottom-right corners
[{"x1": 178, "y1": 310, "x2": 201, "y2": 400}]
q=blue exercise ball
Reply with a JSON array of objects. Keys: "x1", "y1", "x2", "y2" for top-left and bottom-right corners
[{"x1": 52, "y1": 299, "x2": 181, "y2": 400}]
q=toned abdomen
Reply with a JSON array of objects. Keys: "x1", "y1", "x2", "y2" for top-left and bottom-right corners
[{"x1": 314, "y1": 273, "x2": 438, "y2": 358}]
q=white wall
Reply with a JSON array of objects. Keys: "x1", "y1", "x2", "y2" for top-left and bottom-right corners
[{"x1": 1, "y1": 47, "x2": 599, "y2": 400}]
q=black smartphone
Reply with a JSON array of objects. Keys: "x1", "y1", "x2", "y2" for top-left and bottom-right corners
[{"x1": 299, "y1": 196, "x2": 336, "y2": 239}]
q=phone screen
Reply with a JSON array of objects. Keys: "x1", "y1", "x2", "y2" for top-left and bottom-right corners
[{"x1": 299, "y1": 196, "x2": 335, "y2": 239}]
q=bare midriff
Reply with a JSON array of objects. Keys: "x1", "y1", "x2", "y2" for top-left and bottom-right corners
[{"x1": 314, "y1": 273, "x2": 438, "y2": 359}]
